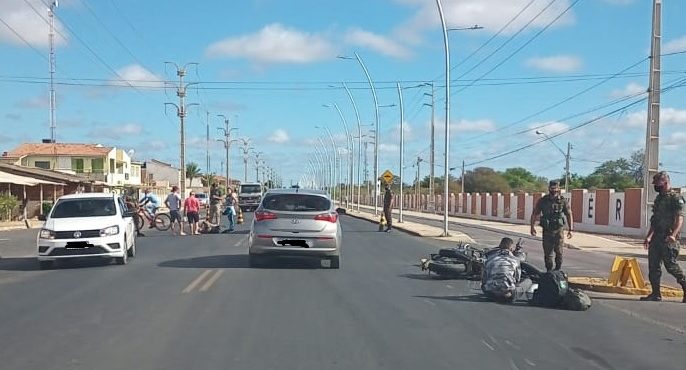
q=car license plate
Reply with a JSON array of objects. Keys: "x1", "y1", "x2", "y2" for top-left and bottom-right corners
[{"x1": 66, "y1": 242, "x2": 90, "y2": 249}]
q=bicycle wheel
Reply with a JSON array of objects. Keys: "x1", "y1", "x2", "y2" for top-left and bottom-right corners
[{"x1": 154, "y1": 213, "x2": 172, "y2": 231}]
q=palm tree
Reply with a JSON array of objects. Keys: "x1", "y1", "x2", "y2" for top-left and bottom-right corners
[{"x1": 186, "y1": 162, "x2": 201, "y2": 187}]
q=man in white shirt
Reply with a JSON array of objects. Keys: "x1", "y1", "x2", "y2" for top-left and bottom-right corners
[{"x1": 165, "y1": 186, "x2": 185, "y2": 236}]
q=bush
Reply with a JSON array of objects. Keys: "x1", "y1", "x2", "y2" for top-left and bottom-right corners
[
  {"x1": 0, "y1": 193, "x2": 19, "y2": 221},
  {"x1": 42, "y1": 202, "x2": 54, "y2": 216}
]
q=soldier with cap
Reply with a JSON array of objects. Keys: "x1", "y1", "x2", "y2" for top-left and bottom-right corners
[
  {"x1": 641, "y1": 171, "x2": 686, "y2": 302},
  {"x1": 383, "y1": 184, "x2": 393, "y2": 233},
  {"x1": 530, "y1": 180, "x2": 573, "y2": 271}
]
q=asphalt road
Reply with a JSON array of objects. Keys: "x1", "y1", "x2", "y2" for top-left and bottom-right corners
[{"x1": 0, "y1": 214, "x2": 684, "y2": 370}]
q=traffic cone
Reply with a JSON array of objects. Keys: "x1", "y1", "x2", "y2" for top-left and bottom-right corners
[
  {"x1": 378, "y1": 213, "x2": 386, "y2": 231},
  {"x1": 237, "y1": 208, "x2": 244, "y2": 224}
]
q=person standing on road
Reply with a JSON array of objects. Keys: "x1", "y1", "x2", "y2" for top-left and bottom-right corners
[
  {"x1": 224, "y1": 186, "x2": 238, "y2": 232},
  {"x1": 209, "y1": 183, "x2": 224, "y2": 225},
  {"x1": 641, "y1": 171, "x2": 686, "y2": 302},
  {"x1": 530, "y1": 180, "x2": 573, "y2": 272},
  {"x1": 165, "y1": 186, "x2": 186, "y2": 236},
  {"x1": 383, "y1": 184, "x2": 393, "y2": 233},
  {"x1": 125, "y1": 196, "x2": 144, "y2": 237},
  {"x1": 184, "y1": 191, "x2": 201, "y2": 235}
]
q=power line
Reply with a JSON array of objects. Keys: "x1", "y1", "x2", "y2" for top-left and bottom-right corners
[
  {"x1": 0, "y1": 15, "x2": 48, "y2": 62},
  {"x1": 453, "y1": 0, "x2": 583, "y2": 97}
]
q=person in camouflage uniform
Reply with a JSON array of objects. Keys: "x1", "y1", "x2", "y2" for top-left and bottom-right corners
[
  {"x1": 641, "y1": 171, "x2": 686, "y2": 302},
  {"x1": 482, "y1": 237, "x2": 531, "y2": 303},
  {"x1": 530, "y1": 180, "x2": 573, "y2": 272}
]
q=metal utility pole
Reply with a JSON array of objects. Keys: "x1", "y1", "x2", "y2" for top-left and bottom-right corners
[
  {"x1": 644, "y1": 0, "x2": 662, "y2": 229},
  {"x1": 217, "y1": 114, "x2": 236, "y2": 188},
  {"x1": 423, "y1": 83, "x2": 436, "y2": 212},
  {"x1": 164, "y1": 62, "x2": 198, "y2": 199},
  {"x1": 239, "y1": 142, "x2": 253, "y2": 182},
  {"x1": 48, "y1": 1, "x2": 58, "y2": 143},
  {"x1": 461, "y1": 160, "x2": 465, "y2": 194},
  {"x1": 397, "y1": 82, "x2": 404, "y2": 223},
  {"x1": 342, "y1": 82, "x2": 363, "y2": 211},
  {"x1": 205, "y1": 111, "x2": 211, "y2": 190},
  {"x1": 436, "y1": 0, "x2": 451, "y2": 236},
  {"x1": 564, "y1": 142, "x2": 571, "y2": 193}
]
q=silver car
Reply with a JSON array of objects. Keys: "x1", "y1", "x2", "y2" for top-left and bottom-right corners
[{"x1": 248, "y1": 188, "x2": 342, "y2": 268}]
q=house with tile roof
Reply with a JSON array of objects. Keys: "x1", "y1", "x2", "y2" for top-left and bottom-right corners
[{"x1": 1, "y1": 142, "x2": 141, "y2": 187}]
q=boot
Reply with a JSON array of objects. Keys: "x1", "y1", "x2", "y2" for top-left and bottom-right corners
[
  {"x1": 680, "y1": 281, "x2": 686, "y2": 303},
  {"x1": 640, "y1": 282, "x2": 662, "y2": 302}
]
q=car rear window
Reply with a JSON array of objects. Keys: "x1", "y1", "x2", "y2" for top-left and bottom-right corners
[
  {"x1": 51, "y1": 198, "x2": 117, "y2": 218},
  {"x1": 261, "y1": 194, "x2": 330, "y2": 212},
  {"x1": 196, "y1": 193, "x2": 207, "y2": 199}
]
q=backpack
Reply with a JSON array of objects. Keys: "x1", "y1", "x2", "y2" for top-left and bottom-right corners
[
  {"x1": 532, "y1": 271, "x2": 568, "y2": 307},
  {"x1": 562, "y1": 288, "x2": 592, "y2": 311}
]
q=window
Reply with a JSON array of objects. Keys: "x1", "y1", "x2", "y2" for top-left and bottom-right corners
[
  {"x1": 92, "y1": 158, "x2": 104, "y2": 173},
  {"x1": 240, "y1": 185, "x2": 262, "y2": 194},
  {"x1": 50, "y1": 198, "x2": 117, "y2": 218},
  {"x1": 109, "y1": 158, "x2": 115, "y2": 174},
  {"x1": 34, "y1": 161, "x2": 50, "y2": 169},
  {"x1": 71, "y1": 158, "x2": 84, "y2": 173},
  {"x1": 262, "y1": 194, "x2": 330, "y2": 212}
]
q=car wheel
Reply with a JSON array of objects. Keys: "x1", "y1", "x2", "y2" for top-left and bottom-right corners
[
  {"x1": 38, "y1": 260, "x2": 53, "y2": 270},
  {"x1": 115, "y1": 244, "x2": 128, "y2": 265},
  {"x1": 329, "y1": 256, "x2": 340, "y2": 269},
  {"x1": 127, "y1": 235, "x2": 136, "y2": 258}
]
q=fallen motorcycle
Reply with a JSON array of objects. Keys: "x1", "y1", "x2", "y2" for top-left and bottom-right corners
[{"x1": 419, "y1": 238, "x2": 541, "y2": 282}]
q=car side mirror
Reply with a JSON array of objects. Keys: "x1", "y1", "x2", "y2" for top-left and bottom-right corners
[
  {"x1": 37, "y1": 214, "x2": 47, "y2": 221},
  {"x1": 335, "y1": 207, "x2": 346, "y2": 215}
]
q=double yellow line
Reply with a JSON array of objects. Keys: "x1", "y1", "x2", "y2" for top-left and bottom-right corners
[{"x1": 182, "y1": 269, "x2": 224, "y2": 293}]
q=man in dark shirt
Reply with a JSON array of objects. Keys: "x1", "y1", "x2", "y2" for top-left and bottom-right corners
[
  {"x1": 383, "y1": 184, "x2": 393, "y2": 233},
  {"x1": 209, "y1": 183, "x2": 224, "y2": 225}
]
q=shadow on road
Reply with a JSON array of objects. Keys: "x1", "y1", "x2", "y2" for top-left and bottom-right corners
[
  {"x1": 158, "y1": 254, "x2": 330, "y2": 269},
  {"x1": 415, "y1": 294, "x2": 537, "y2": 308},
  {"x1": 399, "y1": 273, "x2": 452, "y2": 281},
  {"x1": 0, "y1": 257, "x2": 117, "y2": 271}
]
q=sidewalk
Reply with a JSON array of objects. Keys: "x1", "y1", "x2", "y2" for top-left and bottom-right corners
[
  {"x1": 346, "y1": 204, "x2": 651, "y2": 259},
  {"x1": 0, "y1": 220, "x2": 39, "y2": 232}
]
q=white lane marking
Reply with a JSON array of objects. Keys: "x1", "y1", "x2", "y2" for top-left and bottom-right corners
[
  {"x1": 0, "y1": 239, "x2": 10, "y2": 242},
  {"x1": 200, "y1": 270, "x2": 224, "y2": 292},
  {"x1": 598, "y1": 301, "x2": 686, "y2": 335},
  {"x1": 234, "y1": 235, "x2": 248, "y2": 247},
  {"x1": 524, "y1": 358, "x2": 536, "y2": 367},
  {"x1": 504, "y1": 339, "x2": 521, "y2": 350},
  {"x1": 423, "y1": 299, "x2": 436, "y2": 306},
  {"x1": 445, "y1": 284, "x2": 454, "y2": 289},
  {"x1": 481, "y1": 340, "x2": 495, "y2": 351},
  {"x1": 182, "y1": 269, "x2": 213, "y2": 294},
  {"x1": 509, "y1": 359, "x2": 521, "y2": 370}
]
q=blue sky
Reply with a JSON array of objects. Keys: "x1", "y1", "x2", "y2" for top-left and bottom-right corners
[{"x1": 1, "y1": 0, "x2": 686, "y2": 187}]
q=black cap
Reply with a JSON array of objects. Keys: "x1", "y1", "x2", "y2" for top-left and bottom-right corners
[
  {"x1": 549, "y1": 180, "x2": 560, "y2": 187},
  {"x1": 653, "y1": 171, "x2": 669, "y2": 181}
]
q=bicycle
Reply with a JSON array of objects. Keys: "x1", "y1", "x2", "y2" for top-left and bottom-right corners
[{"x1": 136, "y1": 206, "x2": 172, "y2": 231}]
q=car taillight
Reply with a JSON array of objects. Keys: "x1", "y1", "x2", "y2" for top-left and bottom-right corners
[
  {"x1": 255, "y1": 210, "x2": 278, "y2": 221},
  {"x1": 314, "y1": 212, "x2": 338, "y2": 223}
]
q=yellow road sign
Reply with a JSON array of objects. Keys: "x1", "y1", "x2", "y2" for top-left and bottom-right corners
[{"x1": 381, "y1": 170, "x2": 394, "y2": 184}]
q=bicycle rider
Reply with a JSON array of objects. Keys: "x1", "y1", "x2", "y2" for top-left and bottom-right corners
[{"x1": 139, "y1": 189, "x2": 161, "y2": 229}]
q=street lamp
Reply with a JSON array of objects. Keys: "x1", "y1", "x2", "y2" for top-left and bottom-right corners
[
  {"x1": 341, "y1": 82, "x2": 363, "y2": 211},
  {"x1": 323, "y1": 103, "x2": 354, "y2": 206},
  {"x1": 338, "y1": 52, "x2": 380, "y2": 215},
  {"x1": 536, "y1": 130, "x2": 572, "y2": 193},
  {"x1": 434, "y1": 0, "x2": 483, "y2": 236},
  {"x1": 397, "y1": 82, "x2": 405, "y2": 223},
  {"x1": 316, "y1": 126, "x2": 339, "y2": 203},
  {"x1": 316, "y1": 137, "x2": 334, "y2": 198}
]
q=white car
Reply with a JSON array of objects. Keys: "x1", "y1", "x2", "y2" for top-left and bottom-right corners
[{"x1": 37, "y1": 193, "x2": 136, "y2": 269}]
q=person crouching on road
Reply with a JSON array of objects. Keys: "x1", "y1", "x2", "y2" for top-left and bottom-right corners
[
  {"x1": 481, "y1": 237, "x2": 532, "y2": 303},
  {"x1": 530, "y1": 180, "x2": 573, "y2": 272},
  {"x1": 165, "y1": 186, "x2": 185, "y2": 236},
  {"x1": 641, "y1": 171, "x2": 686, "y2": 303},
  {"x1": 383, "y1": 184, "x2": 393, "y2": 233},
  {"x1": 184, "y1": 191, "x2": 201, "y2": 235}
]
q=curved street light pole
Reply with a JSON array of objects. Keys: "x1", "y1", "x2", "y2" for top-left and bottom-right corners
[
  {"x1": 324, "y1": 103, "x2": 354, "y2": 206},
  {"x1": 316, "y1": 138, "x2": 333, "y2": 197},
  {"x1": 319, "y1": 126, "x2": 339, "y2": 203},
  {"x1": 397, "y1": 82, "x2": 404, "y2": 223},
  {"x1": 436, "y1": 0, "x2": 451, "y2": 237},
  {"x1": 342, "y1": 82, "x2": 363, "y2": 211},
  {"x1": 313, "y1": 145, "x2": 328, "y2": 191}
]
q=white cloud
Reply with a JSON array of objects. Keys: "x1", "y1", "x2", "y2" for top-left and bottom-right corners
[
  {"x1": 525, "y1": 55, "x2": 583, "y2": 73},
  {"x1": 395, "y1": 0, "x2": 575, "y2": 41},
  {"x1": 112, "y1": 64, "x2": 164, "y2": 88},
  {"x1": 120, "y1": 123, "x2": 143, "y2": 135},
  {"x1": 206, "y1": 23, "x2": 336, "y2": 64},
  {"x1": 625, "y1": 108, "x2": 686, "y2": 128},
  {"x1": 15, "y1": 95, "x2": 48, "y2": 109},
  {"x1": 452, "y1": 119, "x2": 496, "y2": 133},
  {"x1": 664, "y1": 35, "x2": 686, "y2": 54},
  {"x1": 0, "y1": 0, "x2": 68, "y2": 47},
  {"x1": 87, "y1": 123, "x2": 143, "y2": 140},
  {"x1": 664, "y1": 132, "x2": 686, "y2": 151},
  {"x1": 610, "y1": 82, "x2": 645, "y2": 98},
  {"x1": 379, "y1": 143, "x2": 399, "y2": 153},
  {"x1": 268, "y1": 129, "x2": 290, "y2": 144},
  {"x1": 344, "y1": 28, "x2": 411, "y2": 59}
]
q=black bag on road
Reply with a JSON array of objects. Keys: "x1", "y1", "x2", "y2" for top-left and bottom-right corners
[
  {"x1": 562, "y1": 288, "x2": 592, "y2": 311},
  {"x1": 532, "y1": 271, "x2": 569, "y2": 308}
]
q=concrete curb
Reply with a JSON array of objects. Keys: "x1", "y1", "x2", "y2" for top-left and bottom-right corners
[{"x1": 569, "y1": 277, "x2": 683, "y2": 297}]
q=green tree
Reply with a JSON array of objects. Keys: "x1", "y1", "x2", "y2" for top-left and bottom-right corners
[
  {"x1": 501, "y1": 167, "x2": 547, "y2": 192},
  {"x1": 464, "y1": 167, "x2": 511, "y2": 194},
  {"x1": 186, "y1": 162, "x2": 201, "y2": 187},
  {"x1": 0, "y1": 192, "x2": 19, "y2": 221},
  {"x1": 583, "y1": 158, "x2": 640, "y2": 190},
  {"x1": 201, "y1": 173, "x2": 216, "y2": 188},
  {"x1": 629, "y1": 149, "x2": 644, "y2": 184}
]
